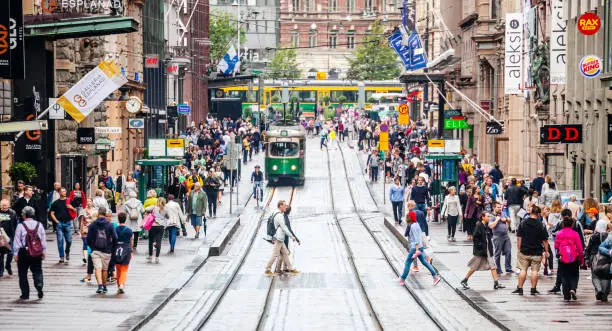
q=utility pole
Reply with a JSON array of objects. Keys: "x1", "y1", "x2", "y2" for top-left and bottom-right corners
[{"x1": 423, "y1": 0, "x2": 429, "y2": 117}]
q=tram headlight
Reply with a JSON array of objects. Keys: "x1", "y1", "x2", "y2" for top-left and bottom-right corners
[
  {"x1": 272, "y1": 165, "x2": 278, "y2": 171},
  {"x1": 291, "y1": 165, "x2": 297, "y2": 171}
]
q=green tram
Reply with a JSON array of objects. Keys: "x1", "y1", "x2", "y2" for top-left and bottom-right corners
[{"x1": 265, "y1": 122, "x2": 306, "y2": 185}]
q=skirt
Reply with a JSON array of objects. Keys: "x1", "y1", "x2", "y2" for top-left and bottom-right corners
[{"x1": 467, "y1": 255, "x2": 496, "y2": 271}]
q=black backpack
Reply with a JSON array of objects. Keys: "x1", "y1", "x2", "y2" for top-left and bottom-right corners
[
  {"x1": 113, "y1": 227, "x2": 132, "y2": 265},
  {"x1": 263, "y1": 212, "x2": 279, "y2": 243},
  {"x1": 94, "y1": 223, "x2": 108, "y2": 250}
]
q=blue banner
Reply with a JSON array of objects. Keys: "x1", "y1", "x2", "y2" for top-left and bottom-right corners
[{"x1": 388, "y1": 30, "x2": 427, "y2": 71}]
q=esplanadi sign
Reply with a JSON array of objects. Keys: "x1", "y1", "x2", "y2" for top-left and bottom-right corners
[{"x1": 40, "y1": 0, "x2": 124, "y2": 15}]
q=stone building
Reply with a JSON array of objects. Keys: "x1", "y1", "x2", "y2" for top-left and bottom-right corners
[{"x1": 279, "y1": 0, "x2": 402, "y2": 78}]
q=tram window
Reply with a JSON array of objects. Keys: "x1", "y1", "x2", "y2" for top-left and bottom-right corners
[
  {"x1": 330, "y1": 90, "x2": 357, "y2": 102},
  {"x1": 270, "y1": 142, "x2": 299, "y2": 157},
  {"x1": 292, "y1": 90, "x2": 316, "y2": 102}
]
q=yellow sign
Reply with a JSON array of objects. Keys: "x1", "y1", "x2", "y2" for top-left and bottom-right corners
[
  {"x1": 398, "y1": 104, "x2": 409, "y2": 115},
  {"x1": 379, "y1": 131, "x2": 389, "y2": 151},
  {"x1": 428, "y1": 139, "x2": 445, "y2": 148},
  {"x1": 316, "y1": 72, "x2": 327, "y2": 80},
  {"x1": 166, "y1": 139, "x2": 185, "y2": 148}
]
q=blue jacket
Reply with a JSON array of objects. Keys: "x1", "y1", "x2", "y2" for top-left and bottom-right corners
[
  {"x1": 404, "y1": 223, "x2": 423, "y2": 249},
  {"x1": 389, "y1": 185, "x2": 405, "y2": 202},
  {"x1": 599, "y1": 235, "x2": 612, "y2": 256},
  {"x1": 412, "y1": 209, "x2": 427, "y2": 228}
]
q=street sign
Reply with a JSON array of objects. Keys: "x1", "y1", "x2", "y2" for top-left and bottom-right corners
[
  {"x1": 0, "y1": 120, "x2": 48, "y2": 133},
  {"x1": 379, "y1": 130, "x2": 389, "y2": 151},
  {"x1": 444, "y1": 140, "x2": 461, "y2": 153},
  {"x1": 444, "y1": 119, "x2": 470, "y2": 129},
  {"x1": 380, "y1": 123, "x2": 388, "y2": 132},
  {"x1": 480, "y1": 100, "x2": 492, "y2": 113},
  {"x1": 177, "y1": 103, "x2": 191, "y2": 115},
  {"x1": 148, "y1": 139, "x2": 166, "y2": 157},
  {"x1": 95, "y1": 127, "x2": 121, "y2": 134},
  {"x1": 77, "y1": 128, "x2": 95, "y2": 144},
  {"x1": 166, "y1": 138, "x2": 185, "y2": 157},
  {"x1": 128, "y1": 118, "x2": 145, "y2": 129},
  {"x1": 486, "y1": 121, "x2": 504, "y2": 135},
  {"x1": 398, "y1": 104, "x2": 409, "y2": 125},
  {"x1": 540, "y1": 124, "x2": 582, "y2": 144},
  {"x1": 48, "y1": 98, "x2": 65, "y2": 119},
  {"x1": 443, "y1": 109, "x2": 462, "y2": 119},
  {"x1": 428, "y1": 139, "x2": 445, "y2": 153}
]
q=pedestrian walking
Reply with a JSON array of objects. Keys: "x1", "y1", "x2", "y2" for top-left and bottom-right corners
[
  {"x1": 593, "y1": 231, "x2": 612, "y2": 302},
  {"x1": 398, "y1": 211, "x2": 441, "y2": 286},
  {"x1": 463, "y1": 187, "x2": 482, "y2": 241},
  {"x1": 13, "y1": 186, "x2": 39, "y2": 224},
  {"x1": 145, "y1": 198, "x2": 168, "y2": 263},
  {"x1": 50, "y1": 187, "x2": 77, "y2": 263},
  {"x1": 114, "y1": 169, "x2": 126, "y2": 207},
  {"x1": 506, "y1": 178, "x2": 525, "y2": 232},
  {"x1": 113, "y1": 212, "x2": 133, "y2": 294},
  {"x1": 441, "y1": 186, "x2": 462, "y2": 241},
  {"x1": 122, "y1": 174, "x2": 138, "y2": 202},
  {"x1": 165, "y1": 195, "x2": 186, "y2": 253},
  {"x1": 78, "y1": 198, "x2": 96, "y2": 264},
  {"x1": 186, "y1": 182, "x2": 207, "y2": 238},
  {"x1": 390, "y1": 178, "x2": 405, "y2": 225},
  {"x1": 320, "y1": 126, "x2": 328, "y2": 150},
  {"x1": 92, "y1": 189, "x2": 110, "y2": 211},
  {"x1": 68, "y1": 182, "x2": 86, "y2": 234},
  {"x1": 13, "y1": 206, "x2": 46, "y2": 300},
  {"x1": 554, "y1": 210, "x2": 584, "y2": 301},
  {"x1": 275, "y1": 206, "x2": 301, "y2": 274},
  {"x1": 203, "y1": 169, "x2": 221, "y2": 218},
  {"x1": 86, "y1": 207, "x2": 118, "y2": 294},
  {"x1": 489, "y1": 202, "x2": 513, "y2": 275},
  {"x1": 143, "y1": 189, "x2": 158, "y2": 209},
  {"x1": 0, "y1": 199, "x2": 17, "y2": 277},
  {"x1": 123, "y1": 192, "x2": 144, "y2": 251},
  {"x1": 264, "y1": 200, "x2": 299, "y2": 275},
  {"x1": 408, "y1": 176, "x2": 429, "y2": 214},
  {"x1": 586, "y1": 221, "x2": 611, "y2": 302},
  {"x1": 366, "y1": 149, "x2": 380, "y2": 182},
  {"x1": 461, "y1": 212, "x2": 505, "y2": 290},
  {"x1": 512, "y1": 206, "x2": 549, "y2": 295}
]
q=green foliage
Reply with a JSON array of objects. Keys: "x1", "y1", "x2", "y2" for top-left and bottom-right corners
[
  {"x1": 267, "y1": 49, "x2": 300, "y2": 79},
  {"x1": 290, "y1": 95, "x2": 299, "y2": 102},
  {"x1": 323, "y1": 107, "x2": 336, "y2": 120},
  {"x1": 271, "y1": 94, "x2": 281, "y2": 102},
  {"x1": 322, "y1": 95, "x2": 331, "y2": 104},
  {"x1": 346, "y1": 20, "x2": 402, "y2": 80},
  {"x1": 243, "y1": 106, "x2": 253, "y2": 119},
  {"x1": 9, "y1": 162, "x2": 37, "y2": 186},
  {"x1": 367, "y1": 97, "x2": 377, "y2": 103},
  {"x1": 337, "y1": 95, "x2": 348, "y2": 103},
  {"x1": 210, "y1": 10, "x2": 246, "y2": 64}
]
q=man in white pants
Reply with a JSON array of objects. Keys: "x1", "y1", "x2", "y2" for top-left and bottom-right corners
[{"x1": 265, "y1": 200, "x2": 300, "y2": 275}]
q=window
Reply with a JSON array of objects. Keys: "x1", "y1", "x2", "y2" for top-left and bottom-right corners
[
  {"x1": 308, "y1": 31, "x2": 317, "y2": 48},
  {"x1": 348, "y1": 0, "x2": 355, "y2": 12},
  {"x1": 365, "y1": 0, "x2": 373, "y2": 11},
  {"x1": 290, "y1": 31, "x2": 299, "y2": 47},
  {"x1": 329, "y1": 0, "x2": 337, "y2": 11},
  {"x1": 329, "y1": 32, "x2": 337, "y2": 48},
  {"x1": 347, "y1": 34, "x2": 355, "y2": 49},
  {"x1": 292, "y1": 90, "x2": 316, "y2": 102},
  {"x1": 606, "y1": 0, "x2": 612, "y2": 72},
  {"x1": 292, "y1": 0, "x2": 300, "y2": 11},
  {"x1": 270, "y1": 142, "x2": 299, "y2": 157},
  {"x1": 331, "y1": 90, "x2": 357, "y2": 102}
]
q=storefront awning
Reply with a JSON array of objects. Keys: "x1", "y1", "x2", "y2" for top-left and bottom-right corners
[{"x1": 25, "y1": 16, "x2": 139, "y2": 39}]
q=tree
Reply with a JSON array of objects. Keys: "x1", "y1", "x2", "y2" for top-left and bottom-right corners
[
  {"x1": 266, "y1": 49, "x2": 300, "y2": 79},
  {"x1": 9, "y1": 162, "x2": 37, "y2": 186},
  {"x1": 210, "y1": 10, "x2": 246, "y2": 65},
  {"x1": 346, "y1": 21, "x2": 401, "y2": 80}
]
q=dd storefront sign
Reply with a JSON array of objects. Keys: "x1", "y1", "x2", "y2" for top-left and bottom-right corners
[
  {"x1": 540, "y1": 124, "x2": 582, "y2": 144},
  {"x1": 0, "y1": 0, "x2": 25, "y2": 79}
]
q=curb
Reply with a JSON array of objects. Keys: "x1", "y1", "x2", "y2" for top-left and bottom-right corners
[
  {"x1": 383, "y1": 217, "x2": 520, "y2": 331},
  {"x1": 209, "y1": 217, "x2": 241, "y2": 256}
]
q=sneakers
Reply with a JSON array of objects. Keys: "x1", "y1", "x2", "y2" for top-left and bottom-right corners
[
  {"x1": 530, "y1": 288, "x2": 540, "y2": 295},
  {"x1": 37, "y1": 289, "x2": 43, "y2": 299},
  {"x1": 108, "y1": 278, "x2": 117, "y2": 285},
  {"x1": 397, "y1": 278, "x2": 405, "y2": 285},
  {"x1": 146, "y1": 256, "x2": 152, "y2": 262},
  {"x1": 118, "y1": 285, "x2": 125, "y2": 294},
  {"x1": 548, "y1": 286, "x2": 561, "y2": 294},
  {"x1": 155, "y1": 257, "x2": 160, "y2": 264},
  {"x1": 82, "y1": 258, "x2": 87, "y2": 264},
  {"x1": 19, "y1": 295, "x2": 29, "y2": 300},
  {"x1": 102, "y1": 286, "x2": 108, "y2": 294},
  {"x1": 570, "y1": 290, "x2": 577, "y2": 301},
  {"x1": 494, "y1": 281, "x2": 505, "y2": 290},
  {"x1": 460, "y1": 279, "x2": 469, "y2": 289},
  {"x1": 411, "y1": 265, "x2": 419, "y2": 273},
  {"x1": 6, "y1": 266, "x2": 12, "y2": 276},
  {"x1": 59, "y1": 258, "x2": 65, "y2": 264},
  {"x1": 433, "y1": 276, "x2": 441, "y2": 286},
  {"x1": 96, "y1": 286, "x2": 104, "y2": 294},
  {"x1": 264, "y1": 270, "x2": 275, "y2": 276},
  {"x1": 80, "y1": 277, "x2": 91, "y2": 284},
  {"x1": 287, "y1": 269, "x2": 300, "y2": 274},
  {"x1": 451, "y1": 237, "x2": 456, "y2": 242},
  {"x1": 65, "y1": 253, "x2": 70, "y2": 261},
  {"x1": 512, "y1": 288, "x2": 524, "y2": 295}
]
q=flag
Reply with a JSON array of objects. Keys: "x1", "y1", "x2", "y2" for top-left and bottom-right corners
[
  {"x1": 218, "y1": 44, "x2": 240, "y2": 76},
  {"x1": 54, "y1": 60, "x2": 127, "y2": 123},
  {"x1": 388, "y1": 30, "x2": 427, "y2": 71}
]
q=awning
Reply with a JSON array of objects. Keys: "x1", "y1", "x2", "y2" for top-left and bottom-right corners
[
  {"x1": 136, "y1": 158, "x2": 183, "y2": 166},
  {"x1": 25, "y1": 16, "x2": 139, "y2": 39}
]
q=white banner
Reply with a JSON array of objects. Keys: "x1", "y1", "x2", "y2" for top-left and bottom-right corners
[
  {"x1": 505, "y1": 13, "x2": 523, "y2": 95},
  {"x1": 55, "y1": 61, "x2": 127, "y2": 123},
  {"x1": 550, "y1": 0, "x2": 567, "y2": 85}
]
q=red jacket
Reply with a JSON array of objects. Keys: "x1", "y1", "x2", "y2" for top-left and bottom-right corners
[{"x1": 68, "y1": 190, "x2": 87, "y2": 208}]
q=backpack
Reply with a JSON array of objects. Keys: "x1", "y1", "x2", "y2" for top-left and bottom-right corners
[
  {"x1": 557, "y1": 234, "x2": 578, "y2": 264},
  {"x1": 24, "y1": 222, "x2": 44, "y2": 258},
  {"x1": 263, "y1": 212, "x2": 279, "y2": 243},
  {"x1": 113, "y1": 227, "x2": 132, "y2": 265},
  {"x1": 128, "y1": 205, "x2": 140, "y2": 221},
  {"x1": 94, "y1": 224, "x2": 109, "y2": 251}
]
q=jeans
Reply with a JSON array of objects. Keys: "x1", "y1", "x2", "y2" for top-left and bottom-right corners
[
  {"x1": 370, "y1": 166, "x2": 378, "y2": 182},
  {"x1": 56, "y1": 221, "x2": 72, "y2": 258},
  {"x1": 401, "y1": 247, "x2": 436, "y2": 279},
  {"x1": 391, "y1": 201, "x2": 403, "y2": 224},
  {"x1": 17, "y1": 250, "x2": 43, "y2": 298},
  {"x1": 73, "y1": 207, "x2": 82, "y2": 232},
  {"x1": 148, "y1": 226, "x2": 164, "y2": 257},
  {"x1": 206, "y1": 192, "x2": 217, "y2": 217},
  {"x1": 243, "y1": 149, "x2": 249, "y2": 164},
  {"x1": 168, "y1": 227, "x2": 178, "y2": 250},
  {"x1": 447, "y1": 215, "x2": 458, "y2": 237},
  {"x1": 320, "y1": 137, "x2": 327, "y2": 149},
  {"x1": 253, "y1": 181, "x2": 264, "y2": 201},
  {"x1": 418, "y1": 219, "x2": 429, "y2": 236},
  {"x1": 558, "y1": 261, "x2": 579, "y2": 299},
  {"x1": 416, "y1": 203, "x2": 427, "y2": 214},
  {"x1": 493, "y1": 236, "x2": 512, "y2": 273}
]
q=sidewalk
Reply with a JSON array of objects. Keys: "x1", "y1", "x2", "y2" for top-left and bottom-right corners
[
  {"x1": 0, "y1": 153, "x2": 264, "y2": 330},
  {"x1": 349, "y1": 144, "x2": 612, "y2": 330}
]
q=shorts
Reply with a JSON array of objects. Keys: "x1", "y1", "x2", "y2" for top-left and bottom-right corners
[
  {"x1": 517, "y1": 252, "x2": 542, "y2": 272},
  {"x1": 91, "y1": 251, "x2": 111, "y2": 270},
  {"x1": 190, "y1": 215, "x2": 202, "y2": 227},
  {"x1": 467, "y1": 256, "x2": 496, "y2": 271}
]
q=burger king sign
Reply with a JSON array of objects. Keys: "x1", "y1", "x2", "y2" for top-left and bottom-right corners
[{"x1": 579, "y1": 55, "x2": 602, "y2": 78}]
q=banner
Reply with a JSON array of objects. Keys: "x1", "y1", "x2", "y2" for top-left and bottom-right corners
[
  {"x1": 550, "y1": 0, "x2": 566, "y2": 85},
  {"x1": 0, "y1": 0, "x2": 25, "y2": 79},
  {"x1": 54, "y1": 60, "x2": 127, "y2": 123},
  {"x1": 505, "y1": 13, "x2": 523, "y2": 95},
  {"x1": 388, "y1": 30, "x2": 426, "y2": 71},
  {"x1": 401, "y1": 0, "x2": 416, "y2": 33},
  {"x1": 524, "y1": 4, "x2": 537, "y2": 93}
]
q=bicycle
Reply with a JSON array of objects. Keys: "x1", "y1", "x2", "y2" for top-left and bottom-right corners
[{"x1": 253, "y1": 181, "x2": 264, "y2": 209}]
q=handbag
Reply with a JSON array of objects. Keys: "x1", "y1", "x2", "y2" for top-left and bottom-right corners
[
  {"x1": 592, "y1": 252, "x2": 612, "y2": 280},
  {"x1": 0, "y1": 228, "x2": 11, "y2": 253},
  {"x1": 142, "y1": 212, "x2": 156, "y2": 231}
]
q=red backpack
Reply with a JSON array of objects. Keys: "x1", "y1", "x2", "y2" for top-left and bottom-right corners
[{"x1": 23, "y1": 222, "x2": 44, "y2": 258}]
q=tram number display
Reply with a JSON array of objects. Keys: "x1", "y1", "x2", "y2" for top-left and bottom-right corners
[{"x1": 486, "y1": 121, "x2": 504, "y2": 135}]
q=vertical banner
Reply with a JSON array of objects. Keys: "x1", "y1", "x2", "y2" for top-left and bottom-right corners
[
  {"x1": 523, "y1": 4, "x2": 537, "y2": 94},
  {"x1": 550, "y1": 0, "x2": 567, "y2": 85},
  {"x1": 504, "y1": 13, "x2": 523, "y2": 95},
  {"x1": 0, "y1": 0, "x2": 25, "y2": 79}
]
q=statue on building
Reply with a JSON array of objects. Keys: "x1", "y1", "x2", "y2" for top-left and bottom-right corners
[{"x1": 530, "y1": 42, "x2": 550, "y2": 110}]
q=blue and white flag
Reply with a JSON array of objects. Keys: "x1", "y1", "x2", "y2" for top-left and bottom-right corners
[
  {"x1": 218, "y1": 44, "x2": 240, "y2": 76},
  {"x1": 388, "y1": 30, "x2": 426, "y2": 71}
]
